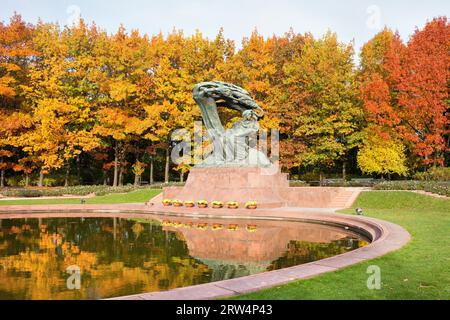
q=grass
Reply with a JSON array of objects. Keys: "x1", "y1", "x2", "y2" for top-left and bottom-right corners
[
  {"x1": 0, "y1": 188, "x2": 162, "y2": 205},
  {"x1": 234, "y1": 191, "x2": 450, "y2": 300}
]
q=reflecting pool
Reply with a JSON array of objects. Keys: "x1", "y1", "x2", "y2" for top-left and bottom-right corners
[{"x1": 0, "y1": 215, "x2": 369, "y2": 299}]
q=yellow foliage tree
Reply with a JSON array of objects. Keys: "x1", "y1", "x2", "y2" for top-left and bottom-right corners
[{"x1": 357, "y1": 127, "x2": 408, "y2": 177}]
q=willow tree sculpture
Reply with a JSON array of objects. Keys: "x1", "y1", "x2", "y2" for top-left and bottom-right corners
[{"x1": 193, "y1": 81, "x2": 271, "y2": 167}]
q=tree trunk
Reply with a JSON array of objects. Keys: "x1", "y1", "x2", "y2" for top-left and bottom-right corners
[
  {"x1": 0, "y1": 169, "x2": 4, "y2": 188},
  {"x1": 38, "y1": 170, "x2": 44, "y2": 187},
  {"x1": 433, "y1": 151, "x2": 438, "y2": 168},
  {"x1": 103, "y1": 171, "x2": 107, "y2": 185},
  {"x1": 319, "y1": 172, "x2": 323, "y2": 187},
  {"x1": 113, "y1": 141, "x2": 119, "y2": 187},
  {"x1": 119, "y1": 164, "x2": 124, "y2": 186},
  {"x1": 76, "y1": 156, "x2": 81, "y2": 184},
  {"x1": 149, "y1": 158, "x2": 154, "y2": 185},
  {"x1": 134, "y1": 172, "x2": 140, "y2": 186},
  {"x1": 64, "y1": 163, "x2": 70, "y2": 187},
  {"x1": 342, "y1": 161, "x2": 346, "y2": 186},
  {"x1": 180, "y1": 172, "x2": 184, "y2": 183},
  {"x1": 164, "y1": 148, "x2": 170, "y2": 184},
  {"x1": 25, "y1": 173, "x2": 29, "y2": 187}
]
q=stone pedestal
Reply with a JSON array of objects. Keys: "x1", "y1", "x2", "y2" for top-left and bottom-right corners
[{"x1": 163, "y1": 167, "x2": 289, "y2": 208}]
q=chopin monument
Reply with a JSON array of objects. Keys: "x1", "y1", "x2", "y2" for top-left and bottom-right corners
[
  {"x1": 163, "y1": 81, "x2": 291, "y2": 208},
  {"x1": 161, "y1": 82, "x2": 354, "y2": 209},
  {"x1": 192, "y1": 81, "x2": 272, "y2": 168}
]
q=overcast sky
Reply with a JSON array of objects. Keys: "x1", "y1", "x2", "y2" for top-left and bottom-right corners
[{"x1": 2, "y1": 0, "x2": 449, "y2": 59}]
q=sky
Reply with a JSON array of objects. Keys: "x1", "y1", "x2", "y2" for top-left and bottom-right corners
[{"x1": 1, "y1": 0, "x2": 449, "y2": 58}]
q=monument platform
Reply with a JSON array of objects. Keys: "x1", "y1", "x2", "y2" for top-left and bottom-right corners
[
  {"x1": 163, "y1": 167, "x2": 289, "y2": 208},
  {"x1": 161, "y1": 167, "x2": 362, "y2": 209}
]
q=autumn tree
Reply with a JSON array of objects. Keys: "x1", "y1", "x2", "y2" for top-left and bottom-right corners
[
  {"x1": 0, "y1": 14, "x2": 36, "y2": 186},
  {"x1": 23, "y1": 20, "x2": 101, "y2": 186},
  {"x1": 398, "y1": 17, "x2": 449, "y2": 167},
  {"x1": 268, "y1": 30, "x2": 305, "y2": 170},
  {"x1": 222, "y1": 30, "x2": 279, "y2": 129},
  {"x1": 284, "y1": 32, "x2": 363, "y2": 182},
  {"x1": 360, "y1": 20, "x2": 449, "y2": 170},
  {"x1": 357, "y1": 126, "x2": 408, "y2": 177},
  {"x1": 0, "y1": 14, "x2": 35, "y2": 103},
  {"x1": 93, "y1": 26, "x2": 151, "y2": 186},
  {"x1": 143, "y1": 30, "x2": 231, "y2": 183},
  {"x1": 359, "y1": 29, "x2": 409, "y2": 175}
]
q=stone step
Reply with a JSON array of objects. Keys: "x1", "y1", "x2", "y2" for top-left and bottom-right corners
[{"x1": 328, "y1": 190, "x2": 361, "y2": 208}]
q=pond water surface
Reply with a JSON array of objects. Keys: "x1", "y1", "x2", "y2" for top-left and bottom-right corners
[{"x1": 0, "y1": 215, "x2": 369, "y2": 299}]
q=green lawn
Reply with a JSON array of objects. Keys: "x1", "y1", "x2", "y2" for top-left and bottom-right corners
[
  {"x1": 0, "y1": 188, "x2": 162, "y2": 205},
  {"x1": 234, "y1": 191, "x2": 450, "y2": 300}
]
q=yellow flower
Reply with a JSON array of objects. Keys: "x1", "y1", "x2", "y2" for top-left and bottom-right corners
[
  {"x1": 227, "y1": 201, "x2": 239, "y2": 208},
  {"x1": 197, "y1": 200, "x2": 208, "y2": 207},
  {"x1": 162, "y1": 199, "x2": 172, "y2": 205},
  {"x1": 245, "y1": 201, "x2": 258, "y2": 209}
]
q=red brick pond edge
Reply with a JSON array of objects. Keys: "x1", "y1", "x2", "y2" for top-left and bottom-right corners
[{"x1": 0, "y1": 204, "x2": 411, "y2": 300}]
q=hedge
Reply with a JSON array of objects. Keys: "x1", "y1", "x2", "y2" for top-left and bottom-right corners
[
  {"x1": 0, "y1": 182, "x2": 184, "y2": 198},
  {"x1": 373, "y1": 180, "x2": 450, "y2": 197}
]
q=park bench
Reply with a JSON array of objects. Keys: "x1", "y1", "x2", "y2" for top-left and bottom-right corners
[{"x1": 323, "y1": 179, "x2": 346, "y2": 186}]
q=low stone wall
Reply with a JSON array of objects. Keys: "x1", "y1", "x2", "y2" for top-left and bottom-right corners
[{"x1": 280, "y1": 187, "x2": 341, "y2": 207}]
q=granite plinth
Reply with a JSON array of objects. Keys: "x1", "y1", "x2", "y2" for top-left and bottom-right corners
[{"x1": 163, "y1": 167, "x2": 289, "y2": 208}]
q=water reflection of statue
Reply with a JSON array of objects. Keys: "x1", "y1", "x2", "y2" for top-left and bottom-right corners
[{"x1": 193, "y1": 81, "x2": 271, "y2": 167}]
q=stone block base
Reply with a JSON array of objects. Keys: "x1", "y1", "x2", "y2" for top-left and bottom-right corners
[
  {"x1": 163, "y1": 167, "x2": 288, "y2": 208},
  {"x1": 160, "y1": 167, "x2": 362, "y2": 209}
]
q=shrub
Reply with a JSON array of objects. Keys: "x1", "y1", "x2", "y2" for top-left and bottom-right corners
[
  {"x1": 413, "y1": 167, "x2": 450, "y2": 181},
  {"x1": 289, "y1": 180, "x2": 309, "y2": 187},
  {"x1": 2, "y1": 189, "x2": 44, "y2": 197},
  {"x1": 5, "y1": 176, "x2": 26, "y2": 187},
  {"x1": 298, "y1": 172, "x2": 321, "y2": 182},
  {"x1": 373, "y1": 180, "x2": 450, "y2": 197},
  {"x1": 0, "y1": 182, "x2": 186, "y2": 198}
]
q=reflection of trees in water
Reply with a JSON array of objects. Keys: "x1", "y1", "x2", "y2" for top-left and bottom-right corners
[
  {"x1": 0, "y1": 218, "x2": 212, "y2": 299},
  {"x1": 267, "y1": 237, "x2": 367, "y2": 271}
]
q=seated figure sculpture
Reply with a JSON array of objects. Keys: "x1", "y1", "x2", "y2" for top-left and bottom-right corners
[{"x1": 193, "y1": 81, "x2": 271, "y2": 167}]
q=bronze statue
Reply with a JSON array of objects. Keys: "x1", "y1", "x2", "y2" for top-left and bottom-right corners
[{"x1": 193, "y1": 81, "x2": 271, "y2": 167}]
